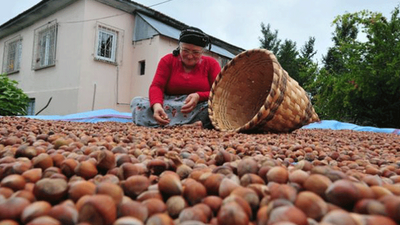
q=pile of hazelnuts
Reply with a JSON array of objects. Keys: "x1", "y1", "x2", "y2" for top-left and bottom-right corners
[{"x1": 0, "y1": 116, "x2": 400, "y2": 225}]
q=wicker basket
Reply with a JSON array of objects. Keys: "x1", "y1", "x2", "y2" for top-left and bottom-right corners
[{"x1": 208, "y1": 48, "x2": 319, "y2": 133}]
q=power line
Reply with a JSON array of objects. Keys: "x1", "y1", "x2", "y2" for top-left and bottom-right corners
[
  {"x1": 59, "y1": 13, "x2": 126, "y2": 24},
  {"x1": 148, "y1": 0, "x2": 173, "y2": 8}
]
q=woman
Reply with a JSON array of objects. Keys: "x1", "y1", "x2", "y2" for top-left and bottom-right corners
[{"x1": 130, "y1": 27, "x2": 221, "y2": 128}]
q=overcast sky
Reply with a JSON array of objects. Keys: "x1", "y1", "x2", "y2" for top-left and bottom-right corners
[{"x1": 1, "y1": 0, "x2": 399, "y2": 62}]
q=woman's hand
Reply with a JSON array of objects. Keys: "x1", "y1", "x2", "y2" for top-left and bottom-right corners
[
  {"x1": 181, "y1": 93, "x2": 200, "y2": 114},
  {"x1": 152, "y1": 103, "x2": 170, "y2": 126}
]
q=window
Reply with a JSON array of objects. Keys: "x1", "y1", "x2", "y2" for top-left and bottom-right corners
[
  {"x1": 2, "y1": 36, "x2": 22, "y2": 74},
  {"x1": 26, "y1": 98, "x2": 35, "y2": 116},
  {"x1": 95, "y1": 25, "x2": 118, "y2": 63},
  {"x1": 139, "y1": 60, "x2": 145, "y2": 75},
  {"x1": 32, "y1": 20, "x2": 58, "y2": 70}
]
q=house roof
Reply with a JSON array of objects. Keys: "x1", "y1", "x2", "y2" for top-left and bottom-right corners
[
  {"x1": 0, "y1": 0, "x2": 244, "y2": 56},
  {"x1": 0, "y1": 0, "x2": 80, "y2": 40},
  {"x1": 136, "y1": 13, "x2": 236, "y2": 58}
]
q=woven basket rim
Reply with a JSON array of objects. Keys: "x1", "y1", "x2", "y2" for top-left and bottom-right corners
[
  {"x1": 209, "y1": 48, "x2": 276, "y2": 132},
  {"x1": 208, "y1": 48, "x2": 319, "y2": 133}
]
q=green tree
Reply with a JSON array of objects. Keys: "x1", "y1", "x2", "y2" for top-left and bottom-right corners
[
  {"x1": 298, "y1": 37, "x2": 318, "y2": 89},
  {"x1": 259, "y1": 22, "x2": 281, "y2": 54},
  {"x1": 259, "y1": 23, "x2": 319, "y2": 89},
  {"x1": 277, "y1": 39, "x2": 300, "y2": 83},
  {"x1": 0, "y1": 73, "x2": 30, "y2": 116},
  {"x1": 314, "y1": 6, "x2": 400, "y2": 127}
]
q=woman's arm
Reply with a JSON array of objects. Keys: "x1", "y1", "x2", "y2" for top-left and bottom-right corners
[
  {"x1": 149, "y1": 55, "x2": 173, "y2": 107},
  {"x1": 195, "y1": 58, "x2": 221, "y2": 101}
]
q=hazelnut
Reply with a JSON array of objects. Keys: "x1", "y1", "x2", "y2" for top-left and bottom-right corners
[
  {"x1": 383, "y1": 195, "x2": 400, "y2": 222},
  {"x1": 146, "y1": 213, "x2": 174, "y2": 225},
  {"x1": 247, "y1": 183, "x2": 270, "y2": 199},
  {"x1": 33, "y1": 178, "x2": 68, "y2": 204},
  {"x1": 117, "y1": 197, "x2": 148, "y2": 222},
  {"x1": 321, "y1": 210, "x2": 357, "y2": 225},
  {"x1": 76, "y1": 194, "x2": 117, "y2": 225},
  {"x1": 166, "y1": 195, "x2": 188, "y2": 218},
  {"x1": 60, "y1": 158, "x2": 78, "y2": 178},
  {"x1": 32, "y1": 153, "x2": 54, "y2": 170},
  {"x1": 74, "y1": 161, "x2": 98, "y2": 180},
  {"x1": 136, "y1": 190, "x2": 163, "y2": 202},
  {"x1": 203, "y1": 173, "x2": 225, "y2": 196},
  {"x1": 118, "y1": 163, "x2": 148, "y2": 180},
  {"x1": 192, "y1": 203, "x2": 213, "y2": 222},
  {"x1": 217, "y1": 201, "x2": 249, "y2": 225},
  {"x1": 121, "y1": 175, "x2": 150, "y2": 199},
  {"x1": 0, "y1": 220, "x2": 20, "y2": 225},
  {"x1": 178, "y1": 206, "x2": 208, "y2": 223},
  {"x1": 183, "y1": 178, "x2": 207, "y2": 205},
  {"x1": 303, "y1": 174, "x2": 332, "y2": 197},
  {"x1": 0, "y1": 187, "x2": 14, "y2": 198},
  {"x1": 257, "y1": 206, "x2": 269, "y2": 225},
  {"x1": 201, "y1": 196, "x2": 222, "y2": 216},
  {"x1": 1, "y1": 174, "x2": 26, "y2": 191},
  {"x1": 230, "y1": 186, "x2": 260, "y2": 212},
  {"x1": 68, "y1": 180, "x2": 96, "y2": 202},
  {"x1": 96, "y1": 150, "x2": 116, "y2": 172},
  {"x1": 158, "y1": 171, "x2": 182, "y2": 197},
  {"x1": 21, "y1": 201, "x2": 52, "y2": 224},
  {"x1": 325, "y1": 179, "x2": 360, "y2": 209},
  {"x1": 237, "y1": 158, "x2": 258, "y2": 177},
  {"x1": 0, "y1": 197, "x2": 30, "y2": 220},
  {"x1": 47, "y1": 200, "x2": 79, "y2": 225},
  {"x1": 269, "y1": 184, "x2": 297, "y2": 203},
  {"x1": 113, "y1": 216, "x2": 144, "y2": 225},
  {"x1": 147, "y1": 159, "x2": 168, "y2": 175},
  {"x1": 142, "y1": 198, "x2": 167, "y2": 217},
  {"x1": 353, "y1": 199, "x2": 387, "y2": 216},
  {"x1": 11, "y1": 190, "x2": 36, "y2": 202},
  {"x1": 370, "y1": 186, "x2": 393, "y2": 199},
  {"x1": 267, "y1": 166, "x2": 289, "y2": 184},
  {"x1": 268, "y1": 205, "x2": 308, "y2": 225},
  {"x1": 240, "y1": 173, "x2": 265, "y2": 186},
  {"x1": 218, "y1": 177, "x2": 240, "y2": 199},
  {"x1": 289, "y1": 169, "x2": 309, "y2": 186},
  {"x1": 22, "y1": 168, "x2": 42, "y2": 183},
  {"x1": 294, "y1": 191, "x2": 328, "y2": 220},
  {"x1": 222, "y1": 195, "x2": 253, "y2": 219},
  {"x1": 95, "y1": 182, "x2": 123, "y2": 205},
  {"x1": 26, "y1": 216, "x2": 61, "y2": 225}
]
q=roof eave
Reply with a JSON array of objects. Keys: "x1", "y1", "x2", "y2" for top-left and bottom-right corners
[{"x1": 0, "y1": 0, "x2": 79, "y2": 40}]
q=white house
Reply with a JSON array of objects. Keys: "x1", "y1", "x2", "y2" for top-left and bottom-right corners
[{"x1": 0, "y1": 0, "x2": 244, "y2": 115}]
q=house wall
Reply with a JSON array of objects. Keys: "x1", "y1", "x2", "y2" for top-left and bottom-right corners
[
  {"x1": 0, "y1": 0, "x2": 87, "y2": 115},
  {"x1": 0, "y1": 0, "x2": 228, "y2": 116},
  {"x1": 131, "y1": 35, "x2": 179, "y2": 99},
  {"x1": 76, "y1": 0, "x2": 135, "y2": 113}
]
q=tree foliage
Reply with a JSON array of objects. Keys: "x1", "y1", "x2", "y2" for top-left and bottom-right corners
[
  {"x1": 0, "y1": 73, "x2": 30, "y2": 116},
  {"x1": 313, "y1": 7, "x2": 400, "y2": 127},
  {"x1": 259, "y1": 23, "x2": 318, "y2": 90},
  {"x1": 259, "y1": 23, "x2": 281, "y2": 55},
  {"x1": 259, "y1": 5, "x2": 400, "y2": 128}
]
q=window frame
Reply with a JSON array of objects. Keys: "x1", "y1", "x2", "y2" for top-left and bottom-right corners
[
  {"x1": 32, "y1": 20, "x2": 58, "y2": 70},
  {"x1": 139, "y1": 60, "x2": 145, "y2": 75},
  {"x1": 95, "y1": 25, "x2": 118, "y2": 63},
  {"x1": 2, "y1": 35, "x2": 22, "y2": 74}
]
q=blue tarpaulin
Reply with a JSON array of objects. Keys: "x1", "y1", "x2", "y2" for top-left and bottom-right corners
[{"x1": 23, "y1": 109, "x2": 400, "y2": 135}]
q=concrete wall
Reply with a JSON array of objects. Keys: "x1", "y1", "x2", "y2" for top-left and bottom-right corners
[
  {"x1": 0, "y1": 0, "x2": 226, "y2": 115},
  {"x1": 0, "y1": 0, "x2": 87, "y2": 115}
]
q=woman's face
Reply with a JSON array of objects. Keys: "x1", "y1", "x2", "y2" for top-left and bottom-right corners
[{"x1": 180, "y1": 43, "x2": 204, "y2": 67}]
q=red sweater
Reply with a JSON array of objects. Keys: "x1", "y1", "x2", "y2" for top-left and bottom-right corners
[{"x1": 149, "y1": 53, "x2": 221, "y2": 107}]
